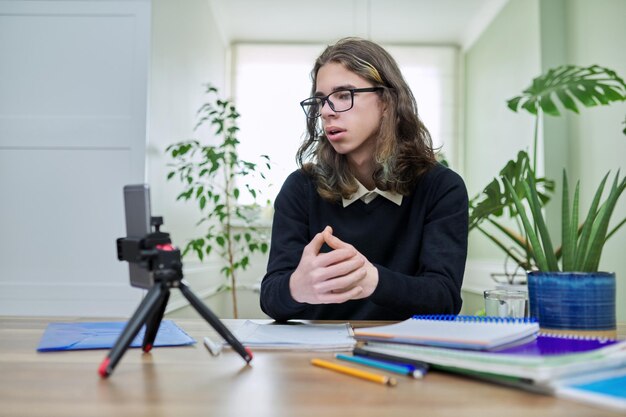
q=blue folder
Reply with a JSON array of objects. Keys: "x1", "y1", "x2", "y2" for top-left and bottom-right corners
[{"x1": 37, "y1": 320, "x2": 196, "y2": 352}]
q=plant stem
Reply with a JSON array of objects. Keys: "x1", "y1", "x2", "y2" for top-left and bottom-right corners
[
  {"x1": 532, "y1": 111, "x2": 539, "y2": 175},
  {"x1": 223, "y1": 150, "x2": 239, "y2": 319}
]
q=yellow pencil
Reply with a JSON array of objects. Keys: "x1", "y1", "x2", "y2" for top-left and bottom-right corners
[{"x1": 310, "y1": 358, "x2": 397, "y2": 386}]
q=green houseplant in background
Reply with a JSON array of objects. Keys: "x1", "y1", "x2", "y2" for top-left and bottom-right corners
[
  {"x1": 469, "y1": 65, "x2": 626, "y2": 277},
  {"x1": 471, "y1": 64, "x2": 626, "y2": 334},
  {"x1": 166, "y1": 85, "x2": 271, "y2": 319}
]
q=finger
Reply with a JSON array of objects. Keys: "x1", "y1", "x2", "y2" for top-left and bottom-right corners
[
  {"x1": 315, "y1": 258, "x2": 365, "y2": 284},
  {"x1": 314, "y1": 248, "x2": 358, "y2": 268},
  {"x1": 314, "y1": 268, "x2": 367, "y2": 293},
  {"x1": 317, "y1": 286, "x2": 363, "y2": 304},
  {"x1": 323, "y1": 230, "x2": 352, "y2": 251},
  {"x1": 302, "y1": 230, "x2": 326, "y2": 256}
]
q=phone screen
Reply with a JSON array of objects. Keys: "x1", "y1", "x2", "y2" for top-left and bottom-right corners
[{"x1": 123, "y1": 184, "x2": 154, "y2": 288}]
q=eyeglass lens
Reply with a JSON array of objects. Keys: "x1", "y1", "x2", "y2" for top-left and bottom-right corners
[{"x1": 302, "y1": 90, "x2": 353, "y2": 118}]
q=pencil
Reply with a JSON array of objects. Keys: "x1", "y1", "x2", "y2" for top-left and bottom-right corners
[
  {"x1": 310, "y1": 358, "x2": 397, "y2": 386},
  {"x1": 335, "y1": 353, "x2": 424, "y2": 378},
  {"x1": 353, "y1": 347, "x2": 430, "y2": 376}
]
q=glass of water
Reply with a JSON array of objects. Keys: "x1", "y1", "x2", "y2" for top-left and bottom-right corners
[{"x1": 483, "y1": 289, "x2": 528, "y2": 318}]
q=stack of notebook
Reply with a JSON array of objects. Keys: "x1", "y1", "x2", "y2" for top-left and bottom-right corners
[{"x1": 353, "y1": 315, "x2": 626, "y2": 409}]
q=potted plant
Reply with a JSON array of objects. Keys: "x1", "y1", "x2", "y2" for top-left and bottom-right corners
[
  {"x1": 469, "y1": 65, "x2": 626, "y2": 280},
  {"x1": 166, "y1": 85, "x2": 272, "y2": 318},
  {"x1": 469, "y1": 64, "x2": 626, "y2": 335},
  {"x1": 505, "y1": 170, "x2": 625, "y2": 335}
]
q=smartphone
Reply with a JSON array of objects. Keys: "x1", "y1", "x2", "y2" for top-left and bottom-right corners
[{"x1": 123, "y1": 184, "x2": 154, "y2": 289}]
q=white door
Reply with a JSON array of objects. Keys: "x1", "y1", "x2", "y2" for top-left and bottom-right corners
[{"x1": 0, "y1": 0, "x2": 151, "y2": 316}]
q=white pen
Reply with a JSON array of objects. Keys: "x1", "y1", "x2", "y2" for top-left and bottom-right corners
[{"x1": 203, "y1": 336, "x2": 224, "y2": 356}]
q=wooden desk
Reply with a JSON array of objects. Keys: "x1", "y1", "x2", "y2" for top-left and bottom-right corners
[{"x1": 1, "y1": 317, "x2": 624, "y2": 417}]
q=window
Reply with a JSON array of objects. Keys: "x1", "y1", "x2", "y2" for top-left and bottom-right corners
[{"x1": 232, "y1": 43, "x2": 459, "y2": 205}]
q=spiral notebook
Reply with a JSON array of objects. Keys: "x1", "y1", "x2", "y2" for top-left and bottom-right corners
[
  {"x1": 494, "y1": 332, "x2": 618, "y2": 356},
  {"x1": 360, "y1": 335, "x2": 626, "y2": 384},
  {"x1": 353, "y1": 315, "x2": 539, "y2": 351}
]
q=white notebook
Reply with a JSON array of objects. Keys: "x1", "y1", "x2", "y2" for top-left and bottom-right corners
[
  {"x1": 353, "y1": 315, "x2": 539, "y2": 350},
  {"x1": 222, "y1": 320, "x2": 356, "y2": 351}
]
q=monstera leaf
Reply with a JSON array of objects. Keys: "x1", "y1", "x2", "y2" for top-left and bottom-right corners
[
  {"x1": 507, "y1": 65, "x2": 626, "y2": 117},
  {"x1": 469, "y1": 150, "x2": 554, "y2": 230}
]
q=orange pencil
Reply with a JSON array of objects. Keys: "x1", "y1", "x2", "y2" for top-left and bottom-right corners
[{"x1": 310, "y1": 358, "x2": 397, "y2": 386}]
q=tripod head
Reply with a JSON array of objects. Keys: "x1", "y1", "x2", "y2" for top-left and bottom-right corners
[{"x1": 116, "y1": 215, "x2": 183, "y2": 289}]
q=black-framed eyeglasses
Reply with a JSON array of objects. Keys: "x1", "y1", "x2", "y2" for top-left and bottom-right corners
[{"x1": 299, "y1": 87, "x2": 384, "y2": 119}]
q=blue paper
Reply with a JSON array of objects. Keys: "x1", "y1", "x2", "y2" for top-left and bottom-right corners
[
  {"x1": 570, "y1": 374, "x2": 626, "y2": 398},
  {"x1": 37, "y1": 320, "x2": 196, "y2": 352},
  {"x1": 557, "y1": 370, "x2": 626, "y2": 412}
]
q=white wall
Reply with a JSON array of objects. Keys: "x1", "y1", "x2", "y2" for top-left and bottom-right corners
[
  {"x1": 0, "y1": 0, "x2": 151, "y2": 316},
  {"x1": 147, "y1": 0, "x2": 231, "y2": 313},
  {"x1": 462, "y1": 0, "x2": 541, "y2": 292}
]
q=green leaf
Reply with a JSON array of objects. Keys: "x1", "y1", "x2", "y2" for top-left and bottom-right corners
[
  {"x1": 582, "y1": 172, "x2": 625, "y2": 271},
  {"x1": 507, "y1": 65, "x2": 626, "y2": 117},
  {"x1": 574, "y1": 173, "x2": 610, "y2": 270},
  {"x1": 503, "y1": 178, "x2": 549, "y2": 271},
  {"x1": 555, "y1": 90, "x2": 579, "y2": 114},
  {"x1": 506, "y1": 96, "x2": 523, "y2": 112},
  {"x1": 539, "y1": 94, "x2": 560, "y2": 116},
  {"x1": 570, "y1": 85, "x2": 597, "y2": 107},
  {"x1": 561, "y1": 171, "x2": 574, "y2": 270},
  {"x1": 523, "y1": 177, "x2": 558, "y2": 271}
]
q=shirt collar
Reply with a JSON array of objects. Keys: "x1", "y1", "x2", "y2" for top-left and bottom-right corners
[{"x1": 342, "y1": 180, "x2": 403, "y2": 207}]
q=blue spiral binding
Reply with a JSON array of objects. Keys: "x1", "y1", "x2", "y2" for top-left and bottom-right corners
[{"x1": 411, "y1": 314, "x2": 537, "y2": 324}]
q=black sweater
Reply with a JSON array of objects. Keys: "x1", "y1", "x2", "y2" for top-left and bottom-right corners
[{"x1": 260, "y1": 163, "x2": 468, "y2": 321}]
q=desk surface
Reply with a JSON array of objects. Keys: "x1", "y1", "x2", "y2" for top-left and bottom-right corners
[{"x1": 1, "y1": 317, "x2": 624, "y2": 417}]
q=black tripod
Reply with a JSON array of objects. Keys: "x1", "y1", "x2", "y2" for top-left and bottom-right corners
[{"x1": 98, "y1": 217, "x2": 252, "y2": 378}]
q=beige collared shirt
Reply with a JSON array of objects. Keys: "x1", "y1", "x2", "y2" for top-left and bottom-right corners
[{"x1": 342, "y1": 180, "x2": 403, "y2": 208}]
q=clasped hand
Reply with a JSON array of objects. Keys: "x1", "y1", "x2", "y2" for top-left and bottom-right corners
[{"x1": 289, "y1": 226, "x2": 378, "y2": 304}]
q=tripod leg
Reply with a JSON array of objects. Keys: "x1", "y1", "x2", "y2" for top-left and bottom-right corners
[
  {"x1": 142, "y1": 288, "x2": 170, "y2": 353},
  {"x1": 178, "y1": 281, "x2": 252, "y2": 364},
  {"x1": 98, "y1": 283, "x2": 166, "y2": 378}
]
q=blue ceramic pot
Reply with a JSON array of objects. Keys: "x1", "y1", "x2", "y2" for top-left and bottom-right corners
[{"x1": 527, "y1": 271, "x2": 616, "y2": 331}]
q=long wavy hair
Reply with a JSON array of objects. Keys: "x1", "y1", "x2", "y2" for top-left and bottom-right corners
[{"x1": 297, "y1": 37, "x2": 436, "y2": 202}]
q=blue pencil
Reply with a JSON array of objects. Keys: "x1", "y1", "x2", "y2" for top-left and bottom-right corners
[
  {"x1": 335, "y1": 354, "x2": 426, "y2": 378},
  {"x1": 352, "y1": 347, "x2": 430, "y2": 375}
]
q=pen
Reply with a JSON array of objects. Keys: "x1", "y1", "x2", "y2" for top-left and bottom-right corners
[
  {"x1": 203, "y1": 336, "x2": 223, "y2": 356},
  {"x1": 353, "y1": 347, "x2": 429, "y2": 376},
  {"x1": 310, "y1": 358, "x2": 397, "y2": 386},
  {"x1": 335, "y1": 353, "x2": 424, "y2": 378}
]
